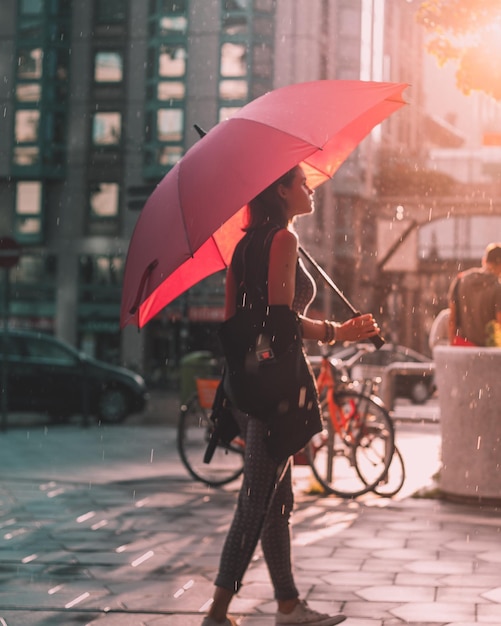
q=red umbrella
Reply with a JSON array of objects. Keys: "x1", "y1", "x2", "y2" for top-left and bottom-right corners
[{"x1": 121, "y1": 80, "x2": 407, "y2": 328}]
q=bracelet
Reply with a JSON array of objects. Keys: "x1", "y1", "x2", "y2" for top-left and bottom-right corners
[{"x1": 322, "y1": 320, "x2": 337, "y2": 345}]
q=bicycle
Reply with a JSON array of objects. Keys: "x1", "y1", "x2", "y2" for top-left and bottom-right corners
[
  {"x1": 177, "y1": 377, "x2": 245, "y2": 487},
  {"x1": 306, "y1": 347, "x2": 405, "y2": 498},
  {"x1": 177, "y1": 347, "x2": 405, "y2": 497}
]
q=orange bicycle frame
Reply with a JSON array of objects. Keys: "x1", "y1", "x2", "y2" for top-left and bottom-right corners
[{"x1": 316, "y1": 357, "x2": 359, "y2": 442}]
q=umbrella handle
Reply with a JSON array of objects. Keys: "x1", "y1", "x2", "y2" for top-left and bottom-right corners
[
  {"x1": 350, "y1": 311, "x2": 385, "y2": 350},
  {"x1": 299, "y1": 246, "x2": 385, "y2": 349}
]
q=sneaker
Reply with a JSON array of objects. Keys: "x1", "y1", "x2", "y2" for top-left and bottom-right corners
[
  {"x1": 275, "y1": 600, "x2": 346, "y2": 626},
  {"x1": 201, "y1": 617, "x2": 237, "y2": 626}
]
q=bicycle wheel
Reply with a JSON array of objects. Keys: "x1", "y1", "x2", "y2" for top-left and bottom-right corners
[
  {"x1": 370, "y1": 445, "x2": 405, "y2": 497},
  {"x1": 351, "y1": 392, "x2": 395, "y2": 492},
  {"x1": 307, "y1": 390, "x2": 394, "y2": 498},
  {"x1": 177, "y1": 395, "x2": 244, "y2": 487}
]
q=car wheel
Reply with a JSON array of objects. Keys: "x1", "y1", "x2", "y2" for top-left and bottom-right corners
[
  {"x1": 409, "y1": 380, "x2": 430, "y2": 405},
  {"x1": 97, "y1": 387, "x2": 129, "y2": 423}
]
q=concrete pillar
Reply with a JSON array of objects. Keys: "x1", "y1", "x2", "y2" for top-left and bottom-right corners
[
  {"x1": 434, "y1": 346, "x2": 501, "y2": 504},
  {"x1": 185, "y1": 0, "x2": 220, "y2": 141},
  {"x1": 0, "y1": 0, "x2": 15, "y2": 176}
]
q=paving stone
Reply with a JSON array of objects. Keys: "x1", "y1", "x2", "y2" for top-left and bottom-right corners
[
  {"x1": 390, "y1": 601, "x2": 475, "y2": 623},
  {"x1": 437, "y1": 586, "x2": 492, "y2": 604},
  {"x1": 371, "y1": 548, "x2": 439, "y2": 561},
  {"x1": 356, "y1": 585, "x2": 435, "y2": 602},
  {"x1": 476, "y1": 603, "x2": 501, "y2": 622},
  {"x1": 343, "y1": 600, "x2": 399, "y2": 620},
  {"x1": 476, "y1": 550, "x2": 501, "y2": 563},
  {"x1": 403, "y1": 559, "x2": 474, "y2": 575},
  {"x1": 442, "y1": 573, "x2": 501, "y2": 588},
  {"x1": 444, "y1": 539, "x2": 500, "y2": 553},
  {"x1": 296, "y1": 557, "x2": 365, "y2": 572},
  {"x1": 481, "y1": 586, "x2": 501, "y2": 603}
]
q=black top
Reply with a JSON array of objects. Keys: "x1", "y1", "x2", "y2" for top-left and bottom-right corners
[{"x1": 231, "y1": 223, "x2": 316, "y2": 314}]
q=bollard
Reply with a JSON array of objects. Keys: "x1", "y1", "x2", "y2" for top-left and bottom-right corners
[{"x1": 434, "y1": 346, "x2": 501, "y2": 504}]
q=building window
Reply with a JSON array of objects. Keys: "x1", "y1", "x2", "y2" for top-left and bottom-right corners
[
  {"x1": 16, "y1": 254, "x2": 56, "y2": 286},
  {"x1": 157, "y1": 109, "x2": 183, "y2": 141},
  {"x1": 92, "y1": 112, "x2": 122, "y2": 145},
  {"x1": 16, "y1": 83, "x2": 42, "y2": 102},
  {"x1": 90, "y1": 183, "x2": 119, "y2": 218},
  {"x1": 17, "y1": 48, "x2": 43, "y2": 79},
  {"x1": 20, "y1": 0, "x2": 44, "y2": 15},
  {"x1": 88, "y1": 183, "x2": 120, "y2": 235},
  {"x1": 159, "y1": 45, "x2": 186, "y2": 77},
  {"x1": 94, "y1": 51, "x2": 123, "y2": 82},
  {"x1": 221, "y1": 42, "x2": 247, "y2": 77},
  {"x1": 7, "y1": 251, "x2": 57, "y2": 327},
  {"x1": 157, "y1": 145, "x2": 184, "y2": 167},
  {"x1": 145, "y1": 0, "x2": 188, "y2": 178},
  {"x1": 219, "y1": 107, "x2": 241, "y2": 122},
  {"x1": 79, "y1": 254, "x2": 124, "y2": 304},
  {"x1": 13, "y1": 109, "x2": 40, "y2": 166},
  {"x1": 15, "y1": 181, "x2": 43, "y2": 243},
  {"x1": 222, "y1": 0, "x2": 248, "y2": 36},
  {"x1": 157, "y1": 13, "x2": 187, "y2": 36},
  {"x1": 80, "y1": 255, "x2": 124, "y2": 286},
  {"x1": 15, "y1": 110, "x2": 40, "y2": 143}
]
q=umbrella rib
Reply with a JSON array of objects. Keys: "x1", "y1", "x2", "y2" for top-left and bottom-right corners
[
  {"x1": 177, "y1": 160, "x2": 196, "y2": 259},
  {"x1": 129, "y1": 259, "x2": 159, "y2": 315},
  {"x1": 303, "y1": 157, "x2": 330, "y2": 183},
  {"x1": 210, "y1": 232, "x2": 231, "y2": 269},
  {"x1": 234, "y1": 117, "x2": 324, "y2": 152}
]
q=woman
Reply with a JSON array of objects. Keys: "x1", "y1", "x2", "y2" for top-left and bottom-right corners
[{"x1": 202, "y1": 166, "x2": 379, "y2": 626}]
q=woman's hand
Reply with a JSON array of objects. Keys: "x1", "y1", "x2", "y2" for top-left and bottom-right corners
[
  {"x1": 336, "y1": 314, "x2": 379, "y2": 343},
  {"x1": 300, "y1": 312, "x2": 379, "y2": 344}
]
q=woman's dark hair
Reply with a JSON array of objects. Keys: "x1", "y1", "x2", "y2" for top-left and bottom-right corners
[{"x1": 245, "y1": 166, "x2": 298, "y2": 230}]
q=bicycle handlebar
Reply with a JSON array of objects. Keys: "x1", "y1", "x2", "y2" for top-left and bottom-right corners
[{"x1": 318, "y1": 341, "x2": 377, "y2": 371}]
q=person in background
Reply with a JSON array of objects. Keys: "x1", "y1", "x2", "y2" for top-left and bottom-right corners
[
  {"x1": 448, "y1": 243, "x2": 501, "y2": 347},
  {"x1": 202, "y1": 165, "x2": 379, "y2": 626}
]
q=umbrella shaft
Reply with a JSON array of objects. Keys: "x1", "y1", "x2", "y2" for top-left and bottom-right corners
[{"x1": 298, "y1": 246, "x2": 384, "y2": 349}]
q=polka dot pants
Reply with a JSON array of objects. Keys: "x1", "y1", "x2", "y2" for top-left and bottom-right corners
[{"x1": 214, "y1": 412, "x2": 299, "y2": 600}]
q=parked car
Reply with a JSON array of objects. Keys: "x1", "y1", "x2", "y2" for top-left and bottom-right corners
[
  {"x1": 309, "y1": 342, "x2": 435, "y2": 404},
  {"x1": 0, "y1": 329, "x2": 148, "y2": 423}
]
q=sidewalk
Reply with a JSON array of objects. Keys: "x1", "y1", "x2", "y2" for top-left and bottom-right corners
[{"x1": 0, "y1": 402, "x2": 500, "y2": 625}]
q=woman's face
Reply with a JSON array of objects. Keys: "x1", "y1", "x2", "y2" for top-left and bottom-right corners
[{"x1": 281, "y1": 167, "x2": 314, "y2": 220}]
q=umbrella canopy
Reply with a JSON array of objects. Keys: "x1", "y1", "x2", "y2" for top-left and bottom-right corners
[{"x1": 121, "y1": 80, "x2": 407, "y2": 328}]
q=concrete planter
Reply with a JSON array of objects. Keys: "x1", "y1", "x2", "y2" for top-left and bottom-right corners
[{"x1": 433, "y1": 346, "x2": 501, "y2": 504}]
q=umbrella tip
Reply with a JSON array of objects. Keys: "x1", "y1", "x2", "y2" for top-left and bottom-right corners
[{"x1": 194, "y1": 124, "x2": 207, "y2": 138}]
